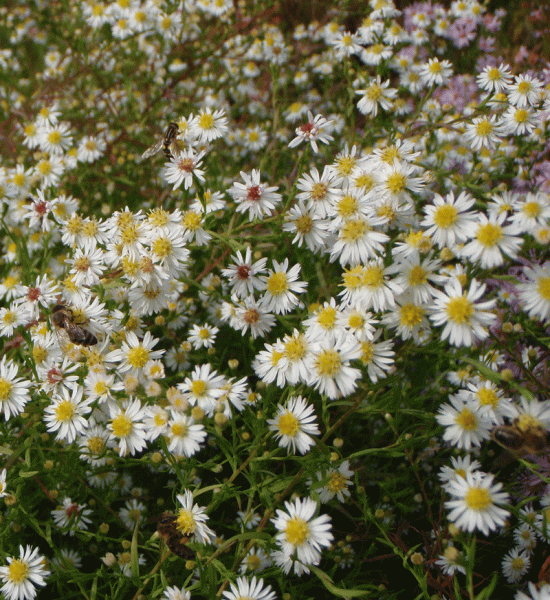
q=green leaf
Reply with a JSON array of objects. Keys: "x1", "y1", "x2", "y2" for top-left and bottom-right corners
[{"x1": 310, "y1": 565, "x2": 370, "y2": 598}]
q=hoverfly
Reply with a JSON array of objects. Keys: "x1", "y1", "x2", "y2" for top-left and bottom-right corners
[
  {"x1": 142, "y1": 122, "x2": 180, "y2": 161},
  {"x1": 51, "y1": 303, "x2": 98, "y2": 347},
  {"x1": 157, "y1": 512, "x2": 194, "y2": 559}
]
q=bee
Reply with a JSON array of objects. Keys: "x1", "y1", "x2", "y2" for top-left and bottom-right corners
[
  {"x1": 141, "y1": 122, "x2": 180, "y2": 161},
  {"x1": 157, "y1": 512, "x2": 193, "y2": 559},
  {"x1": 51, "y1": 303, "x2": 98, "y2": 347},
  {"x1": 492, "y1": 417, "x2": 550, "y2": 456}
]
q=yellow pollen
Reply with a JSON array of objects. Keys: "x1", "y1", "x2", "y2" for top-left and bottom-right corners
[
  {"x1": 126, "y1": 346, "x2": 149, "y2": 368},
  {"x1": 191, "y1": 380, "x2": 206, "y2": 396},
  {"x1": 475, "y1": 119, "x2": 493, "y2": 136},
  {"x1": 385, "y1": 172, "x2": 406, "y2": 195},
  {"x1": 266, "y1": 272, "x2": 288, "y2": 295},
  {"x1": 285, "y1": 516, "x2": 310, "y2": 546},
  {"x1": 152, "y1": 237, "x2": 172, "y2": 258},
  {"x1": 277, "y1": 411, "x2": 299, "y2": 436},
  {"x1": 337, "y1": 156, "x2": 356, "y2": 176},
  {"x1": 360, "y1": 340, "x2": 373, "y2": 364},
  {"x1": 341, "y1": 218, "x2": 367, "y2": 241},
  {"x1": 0, "y1": 379, "x2": 12, "y2": 400},
  {"x1": 177, "y1": 509, "x2": 197, "y2": 534},
  {"x1": 284, "y1": 336, "x2": 307, "y2": 361},
  {"x1": 446, "y1": 295, "x2": 474, "y2": 324},
  {"x1": 409, "y1": 265, "x2": 427, "y2": 286},
  {"x1": 38, "y1": 160, "x2": 52, "y2": 175},
  {"x1": 476, "y1": 388, "x2": 498, "y2": 408},
  {"x1": 87, "y1": 436, "x2": 105, "y2": 454},
  {"x1": 171, "y1": 422, "x2": 187, "y2": 437},
  {"x1": 456, "y1": 407, "x2": 476, "y2": 430},
  {"x1": 295, "y1": 214, "x2": 313, "y2": 234},
  {"x1": 73, "y1": 256, "x2": 90, "y2": 272},
  {"x1": 537, "y1": 276, "x2": 550, "y2": 300},
  {"x1": 327, "y1": 471, "x2": 347, "y2": 492},
  {"x1": 464, "y1": 486, "x2": 491, "y2": 510},
  {"x1": 366, "y1": 84, "x2": 382, "y2": 101},
  {"x1": 318, "y1": 306, "x2": 337, "y2": 328},
  {"x1": 315, "y1": 348, "x2": 341, "y2": 376},
  {"x1": 111, "y1": 414, "x2": 133, "y2": 437},
  {"x1": 8, "y1": 559, "x2": 29, "y2": 583},
  {"x1": 198, "y1": 113, "x2": 214, "y2": 130},
  {"x1": 183, "y1": 211, "x2": 202, "y2": 230},
  {"x1": 310, "y1": 182, "x2": 327, "y2": 200},
  {"x1": 55, "y1": 400, "x2": 75, "y2": 422},
  {"x1": 362, "y1": 264, "x2": 384, "y2": 287},
  {"x1": 476, "y1": 222, "x2": 502, "y2": 247},
  {"x1": 399, "y1": 304, "x2": 424, "y2": 327},
  {"x1": 48, "y1": 130, "x2": 62, "y2": 144},
  {"x1": 337, "y1": 194, "x2": 358, "y2": 217},
  {"x1": 434, "y1": 204, "x2": 458, "y2": 228},
  {"x1": 517, "y1": 80, "x2": 531, "y2": 94},
  {"x1": 523, "y1": 201, "x2": 541, "y2": 218}
]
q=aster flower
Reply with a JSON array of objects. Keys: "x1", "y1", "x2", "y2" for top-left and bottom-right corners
[
  {"x1": 418, "y1": 57, "x2": 453, "y2": 86},
  {"x1": 221, "y1": 248, "x2": 267, "y2": 299},
  {"x1": 0, "y1": 545, "x2": 50, "y2": 600},
  {"x1": 306, "y1": 331, "x2": 362, "y2": 399},
  {"x1": 164, "y1": 147, "x2": 206, "y2": 191},
  {"x1": 189, "y1": 108, "x2": 228, "y2": 143},
  {"x1": 175, "y1": 490, "x2": 216, "y2": 544},
  {"x1": 222, "y1": 577, "x2": 276, "y2": 600},
  {"x1": 429, "y1": 277, "x2": 496, "y2": 347},
  {"x1": 312, "y1": 460, "x2": 354, "y2": 503},
  {"x1": 355, "y1": 76, "x2": 397, "y2": 116},
  {"x1": 445, "y1": 470, "x2": 510, "y2": 536},
  {"x1": 260, "y1": 259, "x2": 307, "y2": 315},
  {"x1": 165, "y1": 411, "x2": 206, "y2": 457},
  {"x1": 178, "y1": 363, "x2": 226, "y2": 417},
  {"x1": 43, "y1": 386, "x2": 93, "y2": 443},
  {"x1": 0, "y1": 356, "x2": 32, "y2": 420},
  {"x1": 52, "y1": 497, "x2": 93, "y2": 535},
  {"x1": 268, "y1": 395, "x2": 320, "y2": 454},
  {"x1": 271, "y1": 497, "x2": 333, "y2": 575},
  {"x1": 288, "y1": 111, "x2": 334, "y2": 153},
  {"x1": 106, "y1": 331, "x2": 164, "y2": 381},
  {"x1": 228, "y1": 169, "x2": 282, "y2": 221},
  {"x1": 436, "y1": 393, "x2": 493, "y2": 450},
  {"x1": 517, "y1": 262, "x2": 550, "y2": 322},
  {"x1": 107, "y1": 398, "x2": 148, "y2": 456}
]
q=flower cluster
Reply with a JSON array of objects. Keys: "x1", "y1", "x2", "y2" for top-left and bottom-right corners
[{"x1": 1, "y1": 0, "x2": 550, "y2": 598}]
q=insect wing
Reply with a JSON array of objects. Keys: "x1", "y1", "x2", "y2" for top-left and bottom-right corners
[{"x1": 142, "y1": 137, "x2": 164, "y2": 159}]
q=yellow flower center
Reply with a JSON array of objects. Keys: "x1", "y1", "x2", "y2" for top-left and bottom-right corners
[
  {"x1": 152, "y1": 237, "x2": 172, "y2": 258},
  {"x1": 191, "y1": 380, "x2": 206, "y2": 396},
  {"x1": 310, "y1": 182, "x2": 327, "y2": 200},
  {"x1": 385, "y1": 172, "x2": 406, "y2": 195},
  {"x1": 177, "y1": 509, "x2": 197, "y2": 534},
  {"x1": 278, "y1": 411, "x2": 299, "y2": 436},
  {"x1": 315, "y1": 348, "x2": 341, "y2": 376},
  {"x1": 87, "y1": 436, "x2": 105, "y2": 454},
  {"x1": 362, "y1": 264, "x2": 384, "y2": 288},
  {"x1": 337, "y1": 194, "x2": 358, "y2": 217},
  {"x1": 446, "y1": 295, "x2": 474, "y2": 324},
  {"x1": 476, "y1": 388, "x2": 498, "y2": 408},
  {"x1": 295, "y1": 214, "x2": 313, "y2": 234},
  {"x1": 172, "y1": 422, "x2": 188, "y2": 437},
  {"x1": 55, "y1": 400, "x2": 75, "y2": 422},
  {"x1": 284, "y1": 336, "x2": 307, "y2": 361},
  {"x1": 126, "y1": 346, "x2": 149, "y2": 368},
  {"x1": 456, "y1": 407, "x2": 476, "y2": 430},
  {"x1": 111, "y1": 414, "x2": 133, "y2": 437},
  {"x1": 327, "y1": 471, "x2": 347, "y2": 492},
  {"x1": 475, "y1": 118, "x2": 493, "y2": 137},
  {"x1": 318, "y1": 306, "x2": 337, "y2": 328},
  {"x1": 8, "y1": 559, "x2": 29, "y2": 583},
  {"x1": 476, "y1": 222, "x2": 502, "y2": 247},
  {"x1": 400, "y1": 304, "x2": 424, "y2": 327},
  {"x1": 464, "y1": 486, "x2": 491, "y2": 510},
  {"x1": 285, "y1": 516, "x2": 310, "y2": 546},
  {"x1": 198, "y1": 113, "x2": 214, "y2": 130},
  {"x1": 408, "y1": 265, "x2": 427, "y2": 286},
  {"x1": 538, "y1": 276, "x2": 550, "y2": 300},
  {"x1": 341, "y1": 218, "x2": 367, "y2": 241},
  {"x1": 266, "y1": 272, "x2": 288, "y2": 295},
  {"x1": 0, "y1": 379, "x2": 12, "y2": 400},
  {"x1": 434, "y1": 204, "x2": 458, "y2": 228}
]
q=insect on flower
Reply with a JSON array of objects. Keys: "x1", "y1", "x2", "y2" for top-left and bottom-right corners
[
  {"x1": 156, "y1": 512, "x2": 194, "y2": 559},
  {"x1": 51, "y1": 303, "x2": 98, "y2": 347},
  {"x1": 142, "y1": 122, "x2": 181, "y2": 161}
]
